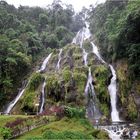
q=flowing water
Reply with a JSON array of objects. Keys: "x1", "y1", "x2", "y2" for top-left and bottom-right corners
[
  {"x1": 72, "y1": 22, "x2": 127, "y2": 139},
  {"x1": 4, "y1": 53, "x2": 52, "y2": 114},
  {"x1": 91, "y1": 42, "x2": 120, "y2": 122},
  {"x1": 37, "y1": 53, "x2": 52, "y2": 73},
  {"x1": 108, "y1": 65, "x2": 120, "y2": 122},
  {"x1": 56, "y1": 49, "x2": 63, "y2": 70},
  {"x1": 73, "y1": 23, "x2": 101, "y2": 120},
  {"x1": 39, "y1": 78, "x2": 46, "y2": 113},
  {"x1": 4, "y1": 81, "x2": 29, "y2": 114}
]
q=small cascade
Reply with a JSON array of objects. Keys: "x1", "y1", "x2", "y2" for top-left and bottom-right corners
[
  {"x1": 85, "y1": 68, "x2": 101, "y2": 119},
  {"x1": 56, "y1": 49, "x2": 62, "y2": 70},
  {"x1": 39, "y1": 78, "x2": 46, "y2": 113},
  {"x1": 95, "y1": 123, "x2": 138, "y2": 140},
  {"x1": 91, "y1": 42, "x2": 106, "y2": 64},
  {"x1": 108, "y1": 65, "x2": 120, "y2": 122},
  {"x1": 37, "y1": 53, "x2": 52, "y2": 73},
  {"x1": 83, "y1": 49, "x2": 88, "y2": 66},
  {"x1": 4, "y1": 81, "x2": 29, "y2": 114}
]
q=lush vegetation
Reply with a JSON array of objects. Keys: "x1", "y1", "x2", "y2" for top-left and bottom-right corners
[
  {"x1": 0, "y1": 0, "x2": 85, "y2": 108},
  {"x1": 18, "y1": 117, "x2": 109, "y2": 140},
  {"x1": 88, "y1": 0, "x2": 140, "y2": 121},
  {"x1": 89, "y1": 0, "x2": 140, "y2": 79}
]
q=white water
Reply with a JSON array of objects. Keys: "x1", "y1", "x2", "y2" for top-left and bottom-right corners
[
  {"x1": 91, "y1": 42, "x2": 106, "y2": 64},
  {"x1": 4, "y1": 82, "x2": 29, "y2": 114},
  {"x1": 91, "y1": 41, "x2": 120, "y2": 122},
  {"x1": 108, "y1": 65, "x2": 120, "y2": 122},
  {"x1": 37, "y1": 53, "x2": 52, "y2": 73},
  {"x1": 73, "y1": 22, "x2": 101, "y2": 120},
  {"x1": 83, "y1": 49, "x2": 88, "y2": 66},
  {"x1": 39, "y1": 78, "x2": 46, "y2": 113},
  {"x1": 56, "y1": 49, "x2": 62, "y2": 70}
]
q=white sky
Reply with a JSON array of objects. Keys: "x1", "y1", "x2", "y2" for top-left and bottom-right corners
[{"x1": 4, "y1": 0, "x2": 106, "y2": 11}]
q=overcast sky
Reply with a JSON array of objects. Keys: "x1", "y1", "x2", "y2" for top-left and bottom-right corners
[{"x1": 5, "y1": 0, "x2": 106, "y2": 11}]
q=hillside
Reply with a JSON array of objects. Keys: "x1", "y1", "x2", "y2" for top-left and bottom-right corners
[{"x1": 0, "y1": 0, "x2": 140, "y2": 139}]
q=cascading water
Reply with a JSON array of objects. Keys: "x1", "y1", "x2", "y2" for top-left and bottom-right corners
[
  {"x1": 108, "y1": 65, "x2": 120, "y2": 122},
  {"x1": 37, "y1": 53, "x2": 52, "y2": 73},
  {"x1": 91, "y1": 42, "x2": 106, "y2": 64},
  {"x1": 91, "y1": 42, "x2": 120, "y2": 122},
  {"x1": 4, "y1": 81, "x2": 29, "y2": 114},
  {"x1": 4, "y1": 52, "x2": 52, "y2": 114},
  {"x1": 56, "y1": 49, "x2": 62, "y2": 70},
  {"x1": 39, "y1": 78, "x2": 46, "y2": 113},
  {"x1": 85, "y1": 67, "x2": 101, "y2": 119},
  {"x1": 73, "y1": 22, "x2": 101, "y2": 120}
]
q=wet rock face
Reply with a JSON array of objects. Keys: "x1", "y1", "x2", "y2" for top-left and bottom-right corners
[{"x1": 116, "y1": 60, "x2": 139, "y2": 121}]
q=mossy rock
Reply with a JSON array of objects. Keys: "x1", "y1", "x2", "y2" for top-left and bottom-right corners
[
  {"x1": 83, "y1": 40, "x2": 92, "y2": 53},
  {"x1": 91, "y1": 65, "x2": 110, "y2": 116},
  {"x1": 127, "y1": 95, "x2": 138, "y2": 121},
  {"x1": 27, "y1": 72, "x2": 44, "y2": 91}
]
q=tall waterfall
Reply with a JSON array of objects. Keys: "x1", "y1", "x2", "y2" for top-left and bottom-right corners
[
  {"x1": 108, "y1": 65, "x2": 120, "y2": 122},
  {"x1": 91, "y1": 42, "x2": 120, "y2": 122},
  {"x1": 37, "y1": 53, "x2": 52, "y2": 73},
  {"x1": 73, "y1": 23, "x2": 101, "y2": 120},
  {"x1": 56, "y1": 49, "x2": 63, "y2": 70},
  {"x1": 39, "y1": 78, "x2": 46, "y2": 113},
  {"x1": 4, "y1": 82, "x2": 29, "y2": 114}
]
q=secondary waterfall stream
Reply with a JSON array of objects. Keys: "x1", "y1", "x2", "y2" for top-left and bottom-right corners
[
  {"x1": 39, "y1": 78, "x2": 46, "y2": 113},
  {"x1": 4, "y1": 53, "x2": 52, "y2": 114},
  {"x1": 4, "y1": 82, "x2": 29, "y2": 114},
  {"x1": 56, "y1": 49, "x2": 63, "y2": 70}
]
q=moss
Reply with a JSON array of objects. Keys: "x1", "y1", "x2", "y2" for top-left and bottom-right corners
[
  {"x1": 91, "y1": 65, "x2": 110, "y2": 116},
  {"x1": 62, "y1": 69, "x2": 72, "y2": 83},
  {"x1": 127, "y1": 96, "x2": 138, "y2": 121},
  {"x1": 83, "y1": 40, "x2": 92, "y2": 53},
  {"x1": 21, "y1": 91, "x2": 36, "y2": 112},
  {"x1": 73, "y1": 71, "x2": 87, "y2": 94},
  {"x1": 27, "y1": 72, "x2": 43, "y2": 91}
]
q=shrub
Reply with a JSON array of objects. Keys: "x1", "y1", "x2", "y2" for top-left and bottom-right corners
[
  {"x1": 64, "y1": 106, "x2": 85, "y2": 118},
  {"x1": 0, "y1": 127, "x2": 12, "y2": 139}
]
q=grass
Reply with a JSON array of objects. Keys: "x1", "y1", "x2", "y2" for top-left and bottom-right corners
[
  {"x1": 0, "y1": 115, "x2": 29, "y2": 127},
  {"x1": 17, "y1": 117, "x2": 93, "y2": 139}
]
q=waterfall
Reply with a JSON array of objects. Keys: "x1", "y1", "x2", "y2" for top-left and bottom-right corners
[
  {"x1": 73, "y1": 22, "x2": 101, "y2": 120},
  {"x1": 4, "y1": 82, "x2": 29, "y2": 114},
  {"x1": 108, "y1": 65, "x2": 120, "y2": 122},
  {"x1": 37, "y1": 53, "x2": 52, "y2": 73},
  {"x1": 91, "y1": 42, "x2": 106, "y2": 64},
  {"x1": 91, "y1": 41, "x2": 120, "y2": 122},
  {"x1": 4, "y1": 52, "x2": 52, "y2": 114},
  {"x1": 83, "y1": 49, "x2": 88, "y2": 66},
  {"x1": 85, "y1": 67, "x2": 101, "y2": 119},
  {"x1": 38, "y1": 52, "x2": 52, "y2": 113},
  {"x1": 39, "y1": 78, "x2": 46, "y2": 113},
  {"x1": 56, "y1": 49, "x2": 62, "y2": 70}
]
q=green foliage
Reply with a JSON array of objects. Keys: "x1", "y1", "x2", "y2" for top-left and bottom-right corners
[
  {"x1": 42, "y1": 130, "x2": 92, "y2": 139},
  {"x1": 28, "y1": 72, "x2": 43, "y2": 91},
  {"x1": 64, "y1": 106, "x2": 85, "y2": 118},
  {"x1": 89, "y1": 0, "x2": 140, "y2": 79},
  {"x1": 0, "y1": 127, "x2": 12, "y2": 139},
  {"x1": 0, "y1": 0, "x2": 82, "y2": 108},
  {"x1": 127, "y1": 96, "x2": 138, "y2": 121},
  {"x1": 91, "y1": 129, "x2": 109, "y2": 139}
]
